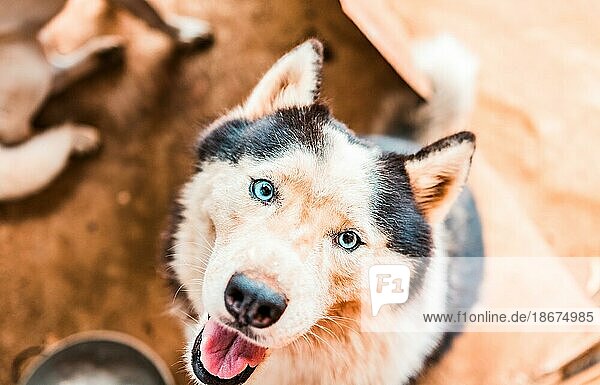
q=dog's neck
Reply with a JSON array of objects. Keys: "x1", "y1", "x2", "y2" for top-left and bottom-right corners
[{"x1": 259, "y1": 236, "x2": 449, "y2": 385}]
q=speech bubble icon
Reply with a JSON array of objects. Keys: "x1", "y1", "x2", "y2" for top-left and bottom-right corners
[{"x1": 368, "y1": 264, "x2": 411, "y2": 316}]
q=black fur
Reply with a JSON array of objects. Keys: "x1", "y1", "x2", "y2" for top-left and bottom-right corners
[
  {"x1": 371, "y1": 152, "x2": 432, "y2": 259},
  {"x1": 197, "y1": 104, "x2": 331, "y2": 166},
  {"x1": 406, "y1": 131, "x2": 475, "y2": 163},
  {"x1": 370, "y1": 152, "x2": 433, "y2": 292}
]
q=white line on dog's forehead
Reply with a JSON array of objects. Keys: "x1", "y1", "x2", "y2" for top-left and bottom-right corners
[{"x1": 322, "y1": 128, "x2": 377, "y2": 193}]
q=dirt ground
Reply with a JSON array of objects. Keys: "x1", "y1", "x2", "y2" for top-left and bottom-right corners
[
  {"x1": 0, "y1": 0, "x2": 410, "y2": 383},
  {"x1": 1, "y1": 0, "x2": 599, "y2": 384}
]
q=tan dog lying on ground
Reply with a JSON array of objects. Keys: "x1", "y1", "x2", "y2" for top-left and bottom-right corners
[{"x1": 0, "y1": 0, "x2": 211, "y2": 201}]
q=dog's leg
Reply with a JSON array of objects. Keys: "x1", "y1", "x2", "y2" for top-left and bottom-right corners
[
  {"x1": 109, "y1": 0, "x2": 212, "y2": 46},
  {"x1": 0, "y1": 41, "x2": 53, "y2": 144},
  {"x1": 48, "y1": 35, "x2": 124, "y2": 95},
  {"x1": 0, "y1": 123, "x2": 100, "y2": 201}
]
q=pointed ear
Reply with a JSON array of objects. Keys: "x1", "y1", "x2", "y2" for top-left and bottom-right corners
[
  {"x1": 404, "y1": 132, "x2": 476, "y2": 224},
  {"x1": 241, "y1": 39, "x2": 324, "y2": 120}
]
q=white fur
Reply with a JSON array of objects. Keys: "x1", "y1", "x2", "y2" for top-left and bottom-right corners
[
  {"x1": 241, "y1": 40, "x2": 323, "y2": 120},
  {"x1": 170, "y1": 39, "x2": 476, "y2": 385},
  {"x1": 411, "y1": 35, "x2": 478, "y2": 140},
  {"x1": 0, "y1": 124, "x2": 99, "y2": 200},
  {"x1": 172, "y1": 130, "x2": 459, "y2": 384},
  {"x1": 172, "y1": 135, "x2": 379, "y2": 346}
]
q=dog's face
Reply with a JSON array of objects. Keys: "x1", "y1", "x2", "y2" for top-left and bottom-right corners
[{"x1": 168, "y1": 40, "x2": 475, "y2": 384}]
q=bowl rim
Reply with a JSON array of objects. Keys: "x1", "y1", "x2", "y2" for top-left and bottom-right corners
[{"x1": 19, "y1": 330, "x2": 176, "y2": 385}]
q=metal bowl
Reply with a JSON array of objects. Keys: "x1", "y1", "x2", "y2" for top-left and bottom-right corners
[{"x1": 20, "y1": 331, "x2": 175, "y2": 385}]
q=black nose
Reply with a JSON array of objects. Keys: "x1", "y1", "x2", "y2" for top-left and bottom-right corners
[{"x1": 224, "y1": 273, "x2": 288, "y2": 328}]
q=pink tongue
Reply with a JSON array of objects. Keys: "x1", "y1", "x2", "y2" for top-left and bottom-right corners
[{"x1": 200, "y1": 319, "x2": 267, "y2": 379}]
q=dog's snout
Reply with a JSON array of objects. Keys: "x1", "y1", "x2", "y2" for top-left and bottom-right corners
[{"x1": 224, "y1": 272, "x2": 288, "y2": 328}]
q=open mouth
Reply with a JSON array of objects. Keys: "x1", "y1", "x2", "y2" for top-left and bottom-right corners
[{"x1": 191, "y1": 319, "x2": 267, "y2": 385}]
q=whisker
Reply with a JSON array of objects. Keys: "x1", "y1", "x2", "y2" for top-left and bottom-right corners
[
  {"x1": 177, "y1": 308, "x2": 199, "y2": 323},
  {"x1": 169, "y1": 239, "x2": 213, "y2": 254},
  {"x1": 169, "y1": 260, "x2": 208, "y2": 269},
  {"x1": 172, "y1": 282, "x2": 187, "y2": 304},
  {"x1": 313, "y1": 322, "x2": 341, "y2": 343},
  {"x1": 167, "y1": 262, "x2": 207, "y2": 272},
  {"x1": 326, "y1": 314, "x2": 359, "y2": 324},
  {"x1": 307, "y1": 330, "x2": 343, "y2": 359},
  {"x1": 300, "y1": 333, "x2": 315, "y2": 355},
  {"x1": 321, "y1": 316, "x2": 359, "y2": 335}
]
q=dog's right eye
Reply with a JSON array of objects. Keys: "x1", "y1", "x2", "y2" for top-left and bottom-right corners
[
  {"x1": 336, "y1": 230, "x2": 362, "y2": 252},
  {"x1": 250, "y1": 179, "x2": 275, "y2": 203}
]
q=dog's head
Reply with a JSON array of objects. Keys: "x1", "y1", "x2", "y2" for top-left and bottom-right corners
[{"x1": 168, "y1": 40, "x2": 475, "y2": 384}]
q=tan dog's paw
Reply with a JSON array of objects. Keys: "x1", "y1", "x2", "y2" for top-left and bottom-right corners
[
  {"x1": 70, "y1": 125, "x2": 101, "y2": 155},
  {"x1": 167, "y1": 16, "x2": 213, "y2": 48}
]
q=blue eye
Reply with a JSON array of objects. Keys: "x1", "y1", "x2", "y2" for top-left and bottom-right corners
[
  {"x1": 250, "y1": 179, "x2": 275, "y2": 203},
  {"x1": 336, "y1": 230, "x2": 362, "y2": 251}
]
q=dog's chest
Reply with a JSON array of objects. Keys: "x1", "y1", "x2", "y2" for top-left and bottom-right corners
[{"x1": 245, "y1": 330, "x2": 439, "y2": 385}]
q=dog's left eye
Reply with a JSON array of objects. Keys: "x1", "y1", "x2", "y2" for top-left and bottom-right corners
[
  {"x1": 250, "y1": 179, "x2": 275, "y2": 203},
  {"x1": 336, "y1": 230, "x2": 362, "y2": 251}
]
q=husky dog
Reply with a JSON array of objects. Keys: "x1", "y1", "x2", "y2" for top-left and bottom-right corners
[
  {"x1": 0, "y1": 0, "x2": 212, "y2": 201},
  {"x1": 164, "y1": 37, "x2": 484, "y2": 385}
]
